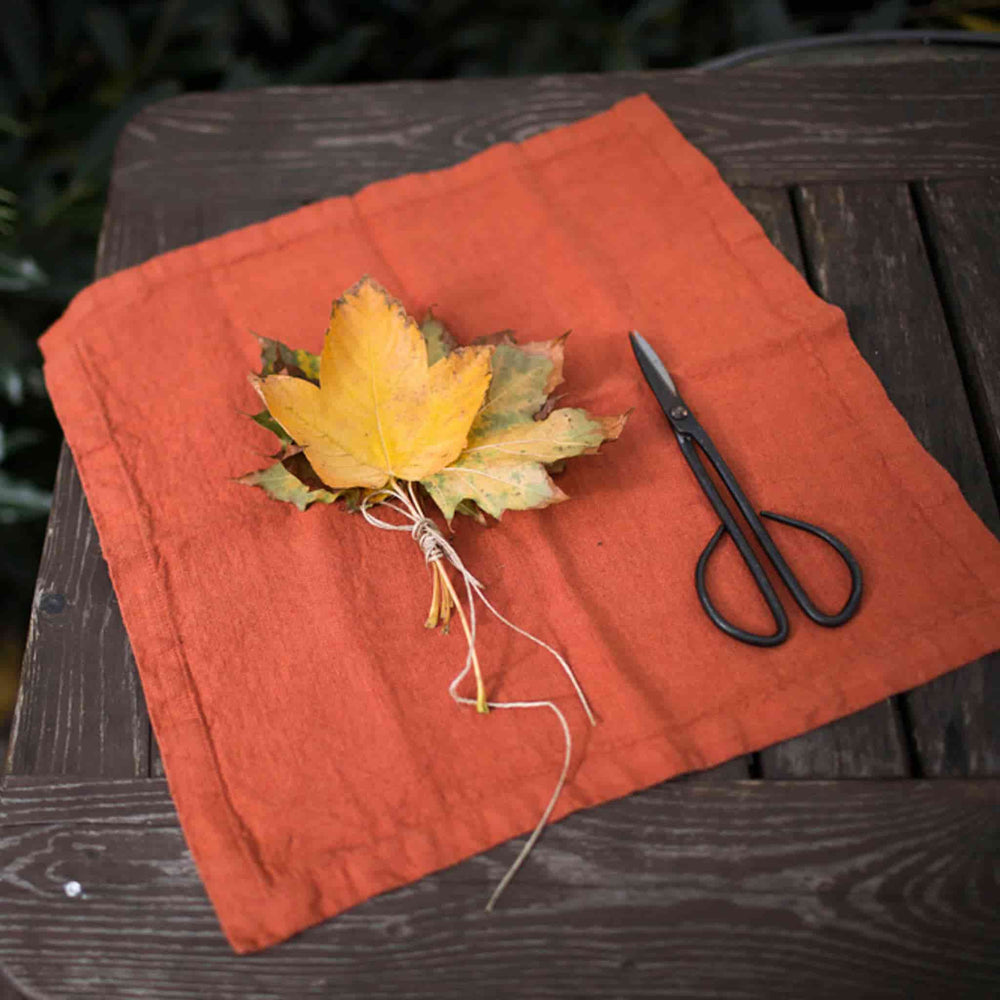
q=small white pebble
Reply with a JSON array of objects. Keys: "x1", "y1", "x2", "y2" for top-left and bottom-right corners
[{"x1": 63, "y1": 880, "x2": 83, "y2": 899}]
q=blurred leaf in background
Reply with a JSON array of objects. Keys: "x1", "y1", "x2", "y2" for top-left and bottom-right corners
[{"x1": 1, "y1": 0, "x2": 995, "y2": 749}]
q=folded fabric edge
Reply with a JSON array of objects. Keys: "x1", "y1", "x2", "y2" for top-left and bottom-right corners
[
  {"x1": 38, "y1": 94, "x2": 663, "y2": 358},
  {"x1": 40, "y1": 343, "x2": 280, "y2": 942}
]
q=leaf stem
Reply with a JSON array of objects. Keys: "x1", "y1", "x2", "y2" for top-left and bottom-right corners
[
  {"x1": 425, "y1": 560, "x2": 441, "y2": 628},
  {"x1": 438, "y1": 563, "x2": 488, "y2": 714},
  {"x1": 380, "y1": 478, "x2": 482, "y2": 710},
  {"x1": 439, "y1": 562, "x2": 453, "y2": 628}
]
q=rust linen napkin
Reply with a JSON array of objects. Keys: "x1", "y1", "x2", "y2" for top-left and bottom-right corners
[{"x1": 40, "y1": 94, "x2": 1000, "y2": 953}]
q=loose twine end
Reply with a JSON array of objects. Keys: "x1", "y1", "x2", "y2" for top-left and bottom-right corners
[{"x1": 360, "y1": 482, "x2": 598, "y2": 910}]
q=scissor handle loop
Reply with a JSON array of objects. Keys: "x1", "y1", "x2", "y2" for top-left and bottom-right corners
[
  {"x1": 696, "y1": 511, "x2": 863, "y2": 646},
  {"x1": 758, "y1": 510, "x2": 863, "y2": 627},
  {"x1": 696, "y1": 523, "x2": 789, "y2": 647}
]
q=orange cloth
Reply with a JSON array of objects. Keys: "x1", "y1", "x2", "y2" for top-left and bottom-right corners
[{"x1": 41, "y1": 94, "x2": 1000, "y2": 953}]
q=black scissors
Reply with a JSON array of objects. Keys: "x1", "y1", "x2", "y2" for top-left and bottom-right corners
[{"x1": 630, "y1": 331, "x2": 862, "y2": 647}]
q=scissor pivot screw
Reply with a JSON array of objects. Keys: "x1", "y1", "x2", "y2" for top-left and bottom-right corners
[{"x1": 670, "y1": 405, "x2": 689, "y2": 420}]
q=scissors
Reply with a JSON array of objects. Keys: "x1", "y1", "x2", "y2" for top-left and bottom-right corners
[{"x1": 629, "y1": 331, "x2": 863, "y2": 647}]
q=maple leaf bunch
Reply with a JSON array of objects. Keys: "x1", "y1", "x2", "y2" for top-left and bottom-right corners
[
  {"x1": 240, "y1": 276, "x2": 626, "y2": 714},
  {"x1": 239, "y1": 276, "x2": 629, "y2": 909}
]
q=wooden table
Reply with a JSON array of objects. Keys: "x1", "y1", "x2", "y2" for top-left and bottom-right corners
[{"x1": 2, "y1": 56, "x2": 999, "y2": 999}]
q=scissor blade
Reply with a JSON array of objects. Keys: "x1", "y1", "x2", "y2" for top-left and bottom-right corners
[{"x1": 629, "y1": 330, "x2": 684, "y2": 415}]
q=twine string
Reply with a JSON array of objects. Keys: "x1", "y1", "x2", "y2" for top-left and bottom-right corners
[{"x1": 359, "y1": 482, "x2": 595, "y2": 909}]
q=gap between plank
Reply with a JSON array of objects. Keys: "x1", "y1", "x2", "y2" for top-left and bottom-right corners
[
  {"x1": 908, "y1": 181, "x2": 1000, "y2": 508},
  {"x1": 787, "y1": 184, "x2": 921, "y2": 781}
]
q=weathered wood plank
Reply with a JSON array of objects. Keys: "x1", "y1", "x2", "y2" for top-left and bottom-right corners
[
  {"x1": 95, "y1": 196, "x2": 204, "y2": 277},
  {"x1": 0, "y1": 776, "x2": 176, "y2": 826},
  {"x1": 905, "y1": 176, "x2": 1000, "y2": 777},
  {"x1": 0, "y1": 778, "x2": 996, "y2": 999},
  {"x1": 11, "y1": 190, "x2": 300, "y2": 783},
  {"x1": 913, "y1": 177, "x2": 1000, "y2": 504},
  {"x1": 761, "y1": 701, "x2": 911, "y2": 779},
  {"x1": 732, "y1": 186, "x2": 909, "y2": 778},
  {"x1": 677, "y1": 755, "x2": 751, "y2": 780},
  {"x1": 795, "y1": 184, "x2": 998, "y2": 529},
  {"x1": 734, "y1": 186, "x2": 805, "y2": 275},
  {"x1": 110, "y1": 62, "x2": 1000, "y2": 208},
  {"x1": 900, "y1": 663, "x2": 1000, "y2": 777},
  {"x1": 5, "y1": 454, "x2": 148, "y2": 779},
  {"x1": 790, "y1": 181, "x2": 1000, "y2": 778},
  {"x1": 2, "y1": 183, "x2": 204, "y2": 781},
  {"x1": 0, "y1": 971, "x2": 26, "y2": 1000}
]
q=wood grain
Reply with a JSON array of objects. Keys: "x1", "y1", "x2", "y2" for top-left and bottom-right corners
[
  {"x1": 913, "y1": 177, "x2": 1000, "y2": 501},
  {"x1": 734, "y1": 186, "x2": 805, "y2": 274},
  {"x1": 1, "y1": 778, "x2": 996, "y2": 999},
  {"x1": 109, "y1": 62, "x2": 1000, "y2": 209},
  {"x1": 906, "y1": 176, "x2": 1000, "y2": 777},
  {"x1": 4, "y1": 456, "x2": 148, "y2": 779},
  {"x1": 791, "y1": 181, "x2": 1000, "y2": 777},
  {"x1": 733, "y1": 186, "x2": 910, "y2": 779},
  {"x1": 0, "y1": 972, "x2": 26, "y2": 1000},
  {"x1": 1, "y1": 149, "x2": 186, "y2": 782}
]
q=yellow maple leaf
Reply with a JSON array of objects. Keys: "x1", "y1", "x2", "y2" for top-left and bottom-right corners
[{"x1": 256, "y1": 277, "x2": 493, "y2": 489}]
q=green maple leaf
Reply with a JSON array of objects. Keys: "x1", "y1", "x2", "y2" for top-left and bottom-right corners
[
  {"x1": 248, "y1": 335, "x2": 322, "y2": 450},
  {"x1": 251, "y1": 408, "x2": 292, "y2": 445},
  {"x1": 469, "y1": 333, "x2": 566, "y2": 436},
  {"x1": 420, "y1": 309, "x2": 458, "y2": 366},
  {"x1": 237, "y1": 456, "x2": 339, "y2": 512},
  {"x1": 256, "y1": 334, "x2": 320, "y2": 383}
]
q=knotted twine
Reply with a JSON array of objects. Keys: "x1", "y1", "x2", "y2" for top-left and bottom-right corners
[{"x1": 361, "y1": 480, "x2": 595, "y2": 909}]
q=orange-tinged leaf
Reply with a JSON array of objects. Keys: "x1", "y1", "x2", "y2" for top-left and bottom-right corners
[
  {"x1": 420, "y1": 348, "x2": 497, "y2": 471},
  {"x1": 254, "y1": 278, "x2": 492, "y2": 490},
  {"x1": 244, "y1": 277, "x2": 625, "y2": 521},
  {"x1": 520, "y1": 332, "x2": 567, "y2": 395}
]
